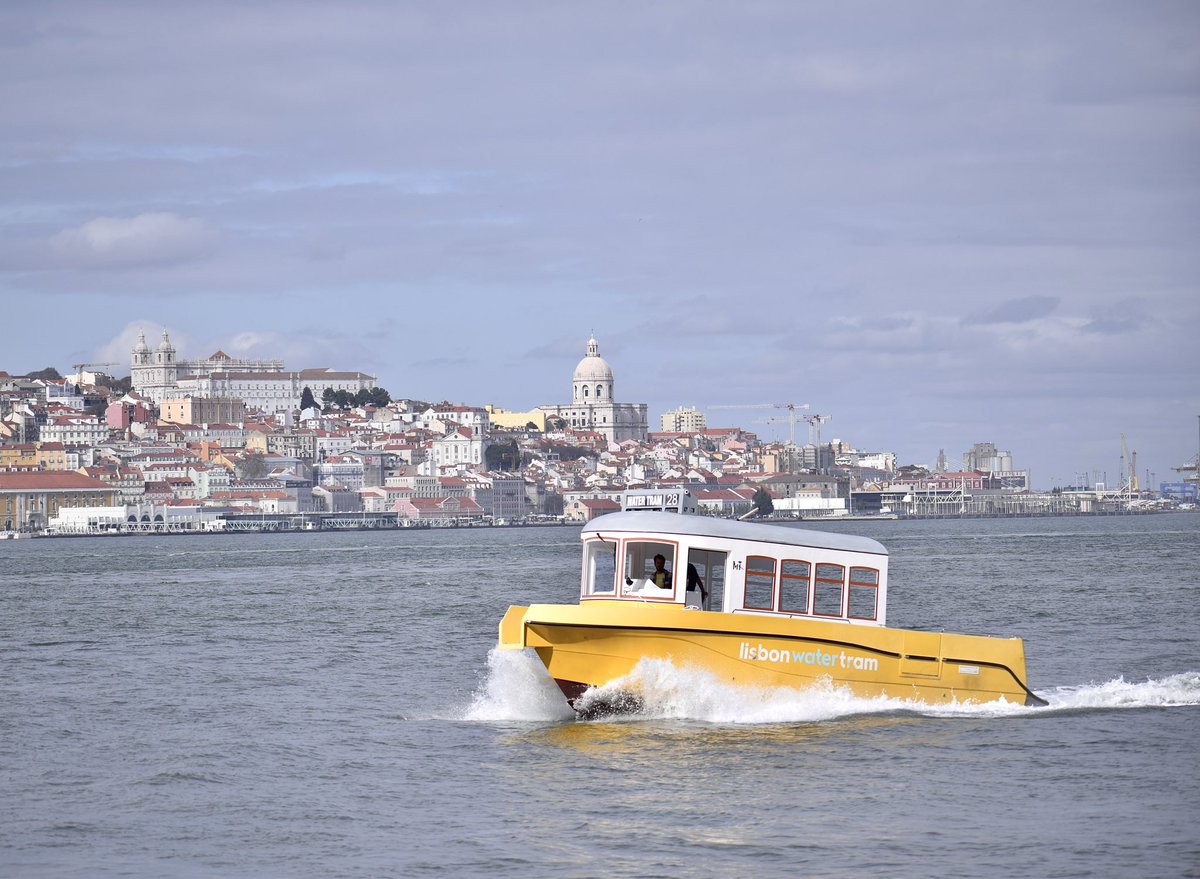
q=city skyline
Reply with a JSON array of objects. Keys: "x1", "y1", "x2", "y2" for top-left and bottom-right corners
[{"x1": 2, "y1": 3, "x2": 1197, "y2": 487}]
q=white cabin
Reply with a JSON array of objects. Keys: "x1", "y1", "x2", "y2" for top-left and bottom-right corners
[{"x1": 580, "y1": 511, "x2": 889, "y2": 626}]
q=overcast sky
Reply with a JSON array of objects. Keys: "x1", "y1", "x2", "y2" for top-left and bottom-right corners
[{"x1": 2, "y1": 1, "x2": 1197, "y2": 487}]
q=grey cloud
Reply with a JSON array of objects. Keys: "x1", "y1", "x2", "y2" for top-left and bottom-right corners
[
  {"x1": 1082, "y1": 296, "x2": 1150, "y2": 335},
  {"x1": 961, "y1": 295, "x2": 1060, "y2": 326}
]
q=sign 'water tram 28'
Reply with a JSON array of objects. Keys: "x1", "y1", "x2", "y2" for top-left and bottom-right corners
[{"x1": 621, "y1": 489, "x2": 697, "y2": 514}]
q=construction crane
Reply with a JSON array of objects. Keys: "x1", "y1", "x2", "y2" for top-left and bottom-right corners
[
  {"x1": 804, "y1": 414, "x2": 832, "y2": 448},
  {"x1": 71, "y1": 361, "x2": 119, "y2": 375},
  {"x1": 710, "y1": 402, "x2": 810, "y2": 445},
  {"x1": 68, "y1": 362, "x2": 120, "y2": 389}
]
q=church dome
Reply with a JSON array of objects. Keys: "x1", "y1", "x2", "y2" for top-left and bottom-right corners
[
  {"x1": 133, "y1": 331, "x2": 149, "y2": 354},
  {"x1": 573, "y1": 336, "x2": 614, "y2": 383},
  {"x1": 158, "y1": 330, "x2": 175, "y2": 353}
]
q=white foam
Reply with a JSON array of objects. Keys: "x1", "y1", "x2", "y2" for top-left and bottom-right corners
[
  {"x1": 1038, "y1": 671, "x2": 1200, "y2": 711},
  {"x1": 464, "y1": 651, "x2": 1200, "y2": 724},
  {"x1": 463, "y1": 648, "x2": 576, "y2": 722}
]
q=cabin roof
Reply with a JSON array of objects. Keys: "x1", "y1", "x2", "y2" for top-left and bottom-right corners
[{"x1": 582, "y1": 511, "x2": 887, "y2": 557}]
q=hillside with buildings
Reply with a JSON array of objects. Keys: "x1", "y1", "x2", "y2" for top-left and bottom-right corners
[{"x1": 0, "y1": 335, "x2": 1188, "y2": 536}]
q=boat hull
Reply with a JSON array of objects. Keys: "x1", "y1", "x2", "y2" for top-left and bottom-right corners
[{"x1": 499, "y1": 600, "x2": 1045, "y2": 708}]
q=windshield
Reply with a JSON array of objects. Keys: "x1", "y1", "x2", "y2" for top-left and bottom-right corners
[{"x1": 581, "y1": 538, "x2": 616, "y2": 596}]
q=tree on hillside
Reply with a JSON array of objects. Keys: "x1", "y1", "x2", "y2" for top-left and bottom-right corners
[
  {"x1": 26, "y1": 367, "x2": 62, "y2": 381},
  {"x1": 300, "y1": 386, "x2": 317, "y2": 411},
  {"x1": 752, "y1": 487, "x2": 775, "y2": 517},
  {"x1": 106, "y1": 375, "x2": 133, "y2": 395},
  {"x1": 321, "y1": 388, "x2": 336, "y2": 410},
  {"x1": 238, "y1": 453, "x2": 268, "y2": 479},
  {"x1": 485, "y1": 440, "x2": 523, "y2": 472}
]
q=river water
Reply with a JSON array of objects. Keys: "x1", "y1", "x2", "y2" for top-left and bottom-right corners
[{"x1": 2, "y1": 514, "x2": 1198, "y2": 878}]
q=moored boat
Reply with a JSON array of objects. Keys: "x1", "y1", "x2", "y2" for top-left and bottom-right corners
[{"x1": 498, "y1": 511, "x2": 1046, "y2": 711}]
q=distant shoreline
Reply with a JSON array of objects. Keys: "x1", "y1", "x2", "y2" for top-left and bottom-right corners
[{"x1": 11, "y1": 507, "x2": 1182, "y2": 540}]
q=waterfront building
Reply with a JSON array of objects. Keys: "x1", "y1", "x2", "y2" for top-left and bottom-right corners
[
  {"x1": 488, "y1": 473, "x2": 529, "y2": 521},
  {"x1": 312, "y1": 484, "x2": 363, "y2": 513},
  {"x1": 538, "y1": 336, "x2": 648, "y2": 444},
  {"x1": 563, "y1": 496, "x2": 621, "y2": 522},
  {"x1": 0, "y1": 471, "x2": 116, "y2": 531},
  {"x1": 395, "y1": 495, "x2": 485, "y2": 522}
]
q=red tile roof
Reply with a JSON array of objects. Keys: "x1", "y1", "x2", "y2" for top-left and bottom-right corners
[{"x1": 0, "y1": 472, "x2": 111, "y2": 491}]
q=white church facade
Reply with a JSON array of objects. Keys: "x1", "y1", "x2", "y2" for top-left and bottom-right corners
[
  {"x1": 130, "y1": 330, "x2": 375, "y2": 413},
  {"x1": 539, "y1": 336, "x2": 648, "y2": 444}
]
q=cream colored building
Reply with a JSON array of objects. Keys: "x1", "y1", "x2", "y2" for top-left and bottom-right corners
[
  {"x1": 660, "y1": 405, "x2": 707, "y2": 433},
  {"x1": 161, "y1": 396, "x2": 247, "y2": 426}
]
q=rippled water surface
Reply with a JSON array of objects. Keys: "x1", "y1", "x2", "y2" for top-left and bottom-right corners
[{"x1": 2, "y1": 514, "x2": 1198, "y2": 878}]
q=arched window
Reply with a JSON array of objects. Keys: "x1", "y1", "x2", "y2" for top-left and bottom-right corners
[
  {"x1": 582, "y1": 386, "x2": 589, "y2": 398},
  {"x1": 596, "y1": 385, "x2": 604, "y2": 398}
]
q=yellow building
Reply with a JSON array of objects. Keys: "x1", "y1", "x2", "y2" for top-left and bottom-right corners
[
  {"x1": 485, "y1": 405, "x2": 546, "y2": 432},
  {"x1": 0, "y1": 442, "x2": 69, "y2": 471},
  {"x1": 0, "y1": 444, "x2": 39, "y2": 470},
  {"x1": 0, "y1": 471, "x2": 116, "y2": 531}
]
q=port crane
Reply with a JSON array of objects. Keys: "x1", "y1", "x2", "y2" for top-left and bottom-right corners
[{"x1": 1119, "y1": 434, "x2": 1139, "y2": 496}]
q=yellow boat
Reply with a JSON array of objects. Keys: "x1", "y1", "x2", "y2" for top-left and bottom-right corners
[{"x1": 498, "y1": 511, "x2": 1046, "y2": 710}]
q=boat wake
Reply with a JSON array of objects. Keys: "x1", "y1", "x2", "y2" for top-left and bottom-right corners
[{"x1": 465, "y1": 649, "x2": 1200, "y2": 724}]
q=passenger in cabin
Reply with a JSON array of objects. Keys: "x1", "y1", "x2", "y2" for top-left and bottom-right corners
[
  {"x1": 686, "y1": 564, "x2": 707, "y2": 604},
  {"x1": 651, "y1": 554, "x2": 672, "y2": 589}
]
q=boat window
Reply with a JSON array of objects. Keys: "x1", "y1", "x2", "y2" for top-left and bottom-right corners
[
  {"x1": 779, "y1": 560, "x2": 811, "y2": 614},
  {"x1": 848, "y1": 567, "x2": 879, "y2": 620},
  {"x1": 623, "y1": 541, "x2": 677, "y2": 593},
  {"x1": 743, "y1": 556, "x2": 776, "y2": 611},
  {"x1": 813, "y1": 563, "x2": 845, "y2": 617},
  {"x1": 582, "y1": 538, "x2": 617, "y2": 596}
]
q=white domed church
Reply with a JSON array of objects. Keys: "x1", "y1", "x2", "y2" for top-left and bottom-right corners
[{"x1": 539, "y1": 336, "x2": 648, "y2": 443}]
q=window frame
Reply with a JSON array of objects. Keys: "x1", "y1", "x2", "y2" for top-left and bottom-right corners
[
  {"x1": 742, "y1": 555, "x2": 777, "y2": 612},
  {"x1": 580, "y1": 535, "x2": 618, "y2": 598},
  {"x1": 620, "y1": 538, "x2": 680, "y2": 600},
  {"x1": 778, "y1": 558, "x2": 812, "y2": 615},
  {"x1": 812, "y1": 562, "x2": 846, "y2": 618},
  {"x1": 847, "y1": 566, "x2": 880, "y2": 621}
]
